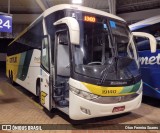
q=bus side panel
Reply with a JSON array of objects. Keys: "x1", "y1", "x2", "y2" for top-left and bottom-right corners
[
  {"x1": 139, "y1": 50, "x2": 160, "y2": 99},
  {"x1": 15, "y1": 49, "x2": 41, "y2": 95},
  {"x1": 7, "y1": 49, "x2": 41, "y2": 95}
]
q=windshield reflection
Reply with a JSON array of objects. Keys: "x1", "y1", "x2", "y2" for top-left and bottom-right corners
[{"x1": 73, "y1": 19, "x2": 140, "y2": 82}]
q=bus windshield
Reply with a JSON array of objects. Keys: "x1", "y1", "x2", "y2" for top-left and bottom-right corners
[{"x1": 73, "y1": 19, "x2": 140, "y2": 82}]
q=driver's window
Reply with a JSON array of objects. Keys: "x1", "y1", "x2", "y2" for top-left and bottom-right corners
[{"x1": 42, "y1": 37, "x2": 49, "y2": 71}]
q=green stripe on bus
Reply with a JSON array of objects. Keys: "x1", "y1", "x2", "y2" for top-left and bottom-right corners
[{"x1": 120, "y1": 81, "x2": 141, "y2": 94}]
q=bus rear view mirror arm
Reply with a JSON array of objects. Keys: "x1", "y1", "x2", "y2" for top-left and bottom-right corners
[
  {"x1": 132, "y1": 32, "x2": 157, "y2": 53},
  {"x1": 54, "y1": 17, "x2": 80, "y2": 45}
]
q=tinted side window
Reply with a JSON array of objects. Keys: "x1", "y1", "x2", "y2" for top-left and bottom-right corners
[
  {"x1": 8, "y1": 20, "x2": 43, "y2": 56},
  {"x1": 137, "y1": 40, "x2": 150, "y2": 51},
  {"x1": 134, "y1": 36, "x2": 150, "y2": 51}
]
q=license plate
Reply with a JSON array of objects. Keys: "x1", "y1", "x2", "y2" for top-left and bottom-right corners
[{"x1": 112, "y1": 106, "x2": 125, "y2": 113}]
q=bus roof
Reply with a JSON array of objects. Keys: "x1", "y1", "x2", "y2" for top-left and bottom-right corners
[
  {"x1": 43, "y1": 4, "x2": 125, "y2": 22},
  {"x1": 9, "y1": 4, "x2": 125, "y2": 46},
  {"x1": 129, "y1": 15, "x2": 160, "y2": 31}
]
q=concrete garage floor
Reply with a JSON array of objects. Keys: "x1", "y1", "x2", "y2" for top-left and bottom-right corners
[{"x1": 0, "y1": 66, "x2": 159, "y2": 133}]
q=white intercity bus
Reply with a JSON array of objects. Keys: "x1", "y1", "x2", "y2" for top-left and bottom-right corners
[{"x1": 6, "y1": 4, "x2": 156, "y2": 120}]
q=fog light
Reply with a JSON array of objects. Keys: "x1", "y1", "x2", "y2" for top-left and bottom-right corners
[{"x1": 80, "y1": 107, "x2": 91, "y2": 115}]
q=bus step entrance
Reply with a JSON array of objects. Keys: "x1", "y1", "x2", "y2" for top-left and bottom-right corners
[
  {"x1": 54, "y1": 82, "x2": 69, "y2": 107},
  {"x1": 57, "y1": 99, "x2": 69, "y2": 107},
  {"x1": 54, "y1": 95, "x2": 69, "y2": 107}
]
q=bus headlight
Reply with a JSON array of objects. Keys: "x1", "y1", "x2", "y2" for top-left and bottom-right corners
[{"x1": 70, "y1": 86, "x2": 99, "y2": 100}]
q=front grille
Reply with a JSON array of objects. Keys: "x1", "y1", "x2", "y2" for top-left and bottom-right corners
[{"x1": 92, "y1": 93, "x2": 139, "y2": 104}]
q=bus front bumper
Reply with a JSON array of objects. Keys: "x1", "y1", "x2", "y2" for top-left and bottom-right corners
[{"x1": 69, "y1": 91, "x2": 142, "y2": 120}]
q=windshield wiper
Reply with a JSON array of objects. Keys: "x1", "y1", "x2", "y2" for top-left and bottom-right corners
[
  {"x1": 97, "y1": 32, "x2": 117, "y2": 85},
  {"x1": 97, "y1": 57, "x2": 115, "y2": 85}
]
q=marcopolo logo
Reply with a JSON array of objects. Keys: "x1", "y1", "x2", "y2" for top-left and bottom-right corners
[{"x1": 139, "y1": 53, "x2": 160, "y2": 65}]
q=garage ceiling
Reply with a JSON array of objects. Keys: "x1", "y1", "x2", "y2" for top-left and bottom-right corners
[
  {"x1": 0, "y1": 0, "x2": 110, "y2": 14},
  {"x1": 0, "y1": 0, "x2": 42, "y2": 14},
  {"x1": 0, "y1": 0, "x2": 160, "y2": 14},
  {"x1": 117, "y1": 0, "x2": 160, "y2": 13}
]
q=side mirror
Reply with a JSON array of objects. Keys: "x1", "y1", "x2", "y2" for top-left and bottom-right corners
[
  {"x1": 54, "y1": 17, "x2": 80, "y2": 45},
  {"x1": 132, "y1": 32, "x2": 157, "y2": 53}
]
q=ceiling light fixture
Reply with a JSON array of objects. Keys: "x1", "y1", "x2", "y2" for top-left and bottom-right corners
[{"x1": 72, "y1": 0, "x2": 83, "y2": 4}]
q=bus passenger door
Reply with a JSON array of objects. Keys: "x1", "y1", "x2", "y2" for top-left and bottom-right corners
[
  {"x1": 54, "y1": 28, "x2": 70, "y2": 108},
  {"x1": 40, "y1": 36, "x2": 52, "y2": 110}
]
